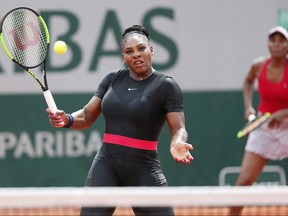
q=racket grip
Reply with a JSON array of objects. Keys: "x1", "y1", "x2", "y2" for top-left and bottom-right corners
[{"x1": 43, "y1": 90, "x2": 58, "y2": 113}]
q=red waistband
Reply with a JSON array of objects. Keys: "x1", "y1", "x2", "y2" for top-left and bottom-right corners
[{"x1": 103, "y1": 133, "x2": 158, "y2": 150}]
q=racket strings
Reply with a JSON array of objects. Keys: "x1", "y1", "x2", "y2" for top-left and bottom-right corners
[{"x1": 1, "y1": 8, "x2": 48, "y2": 68}]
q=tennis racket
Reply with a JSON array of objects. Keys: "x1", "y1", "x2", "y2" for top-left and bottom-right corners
[
  {"x1": 236, "y1": 112, "x2": 271, "y2": 139},
  {"x1": 0, "y1": 7, "x2": 58, "y2": 113}
]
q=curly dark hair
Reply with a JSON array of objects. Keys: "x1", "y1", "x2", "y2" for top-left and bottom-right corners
[{"x1": 121, "y1": 25, "x2": 150, "y2": 41}]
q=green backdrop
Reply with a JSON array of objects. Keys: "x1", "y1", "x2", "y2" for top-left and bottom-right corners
[{"x1": 0, "y1": 91, "x2": 287, "y2": 187}]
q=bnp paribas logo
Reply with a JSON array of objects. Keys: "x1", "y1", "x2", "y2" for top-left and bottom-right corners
[{"x1": 278, "y1": 9, "x2": 288, "y2": 29}]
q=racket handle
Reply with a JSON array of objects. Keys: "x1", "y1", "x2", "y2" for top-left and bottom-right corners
[{"x1": 43, "y1": 90, "x2": 58, "y2": 113}]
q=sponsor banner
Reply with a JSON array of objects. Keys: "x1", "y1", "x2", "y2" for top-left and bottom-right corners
[
  {"x1": 1, "y1": 92, "x2": 288, "y2": 187},
  {"x1": 0, "y1": 130, "x2": 102, "y2": 159},
  {"x1": 0, "y1": 0, "x2": 288, "y2": 93}
]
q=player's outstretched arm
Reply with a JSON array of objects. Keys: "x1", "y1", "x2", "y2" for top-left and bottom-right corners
[{"x1": 166, "y1": 112, "x2": 194, "y2": 164}]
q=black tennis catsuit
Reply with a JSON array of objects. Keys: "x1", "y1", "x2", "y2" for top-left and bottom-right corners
[{"x1": 80, "y1": 69, "x2": 183, "y2": 216}]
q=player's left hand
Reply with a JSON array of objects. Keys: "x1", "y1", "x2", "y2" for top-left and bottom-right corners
[
  {"x1": 268, "y1": 113, "x2": 283, "y2": 129},
  {"x1": 170, "y1": 143, "x2": 194, "y2": 164}
]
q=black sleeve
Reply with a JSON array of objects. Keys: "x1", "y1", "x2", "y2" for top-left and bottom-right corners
[
  {"x1": 161, "y1": 77, "x2": 184, "y2": 113},
  {"x1": 94, "y1": 72, "x2": 117, "y2": 99}
]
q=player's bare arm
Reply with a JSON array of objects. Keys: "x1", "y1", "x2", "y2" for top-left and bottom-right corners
[
  {"x1": 243, "y1": 58, "x2": 264, "y2": 120},
  {"x1": 47, "y1": 96, "x2": 102, "y2": 129},
  {"x1": 69, "y1": 96, "x2": 102, "y2": 129},
  {"x1": 166, "y1": 112, "x2": 194, "y2": 164}
]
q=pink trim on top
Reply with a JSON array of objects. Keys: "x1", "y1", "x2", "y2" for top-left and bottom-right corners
[{"x1": 103, "y1": 133, "x2": 158, "y2": 150}]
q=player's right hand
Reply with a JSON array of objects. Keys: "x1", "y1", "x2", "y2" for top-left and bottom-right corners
[
  {"x1": 244, "y1": 107, "x2": 256, "y2": 121},
  {"x1": 46, "y1": 108, "x2": 67, "y2": 128}
]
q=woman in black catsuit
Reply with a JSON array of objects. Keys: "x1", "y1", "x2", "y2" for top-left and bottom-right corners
[{"x1": 47, "y1": 25, "x2": 194, "y2": 216}]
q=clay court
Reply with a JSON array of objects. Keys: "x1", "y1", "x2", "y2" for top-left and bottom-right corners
[{"x1": 1, "y1": 206, "x2": 288, "y2": 216}]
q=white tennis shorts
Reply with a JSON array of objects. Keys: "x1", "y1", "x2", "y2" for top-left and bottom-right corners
[{"x1": 245, "y1": 119, "x2": 288, "y2": 160}]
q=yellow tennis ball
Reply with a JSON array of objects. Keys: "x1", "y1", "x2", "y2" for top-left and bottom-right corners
[{"x1": 54, "y1": 40, "x2": 67, "y2": 54}]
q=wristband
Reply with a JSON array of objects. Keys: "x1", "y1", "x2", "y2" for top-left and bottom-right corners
[{"x1": 64, "y1": 113, "x2": 74, "y2": 128}]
